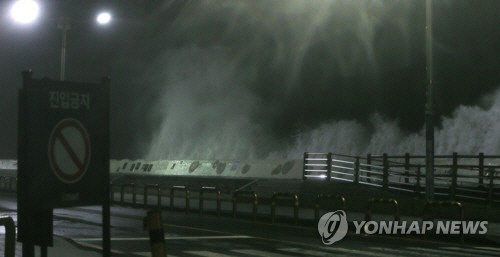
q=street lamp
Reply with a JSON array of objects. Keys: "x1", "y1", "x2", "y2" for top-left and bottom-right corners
[
  {"x1": 96, "y1": 12, "x2": 112, "y2": 25},
  {"x1": 58, "y1": 12, "x2": 113, "y2": 81},
  {"x1": 9, "y1": 0, "x2": 40, "y2": 24},
  {"x1": 9, "y1": 0, "x2": 113, "y2": 81}
]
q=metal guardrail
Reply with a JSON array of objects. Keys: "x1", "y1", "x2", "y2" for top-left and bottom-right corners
[
  {"x1": 199, "y1": 187, "x2": 221, "y2": 216},
  {"x1": 144, "y1": 184, "x2": 161, "y2": 207},
  {"x1": 365, "y1": 198, "x2": 400, "y2": 222},
  {"x1": 232, "y1": 191, "x2": 258, "y2": 221},
  {"x1": 0, "y1": 176, "x2": 16, "y2": 192},
  {"x1": 314, "y1": 194, "x2": 346, "y2": 223},
  {"x1": 304, "y1": 152, "x2": 500, "y2": 205},
  {"x1": 0, "y1": 216, "x2": 15, "y2": 257},
  {"x1": 170, "y1": 186, "x2": 190, "y2": 213},
  {"x1": 121, "y1": 183, "x2": 136, "y2": 204},
  {"x1": 422, "y1": 200, "x2": 464, "y2": 243},
  {"x1": 270, "y1": 192, "x2": 299, "y2": 224}
]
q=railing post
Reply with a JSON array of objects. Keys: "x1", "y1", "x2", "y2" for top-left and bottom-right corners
[
  {"x1": 303, "y1": 152, "x2": 308, "y2": 180},
  {"x1": 488, "y1": 168, "x2": 494, "y2": 206},
  {"x1": 170, "y1": 186, "x2": 189, "y2": 213},
  {"x1": 367, "y1": 153, "x2": 372, "y2": 183},
  {"x1": 109, "y1": 182, "x2": 114, "y2": 203},
  {"x1": 354, "y1": 157, "x2": 360, "y2": 184},
  {"x1": 416, "y1": 166, "x2": 422, "y2": 197},
  {"x1": 451, "y1": 152, "x2": 458, "y2": 199},
  {"x1": 199, "y1": 187, "x2": 221, "y2": 216},
  {"x1": 121, "y1": 183, "x2": 135, "y2": 204},
  {"x1": 326, "y1": 152, "x2": 332, "y2": 181},
  {"x1": 478, "y1": 153, "x2": 484, "y2": 186},
  {"x1": 383, "y1": 153, "x2": 389, "y2": 189},
  {"x1": 404, "y1": 153, "x2": 410, "y2": 184},
  {"x1": 144, "y1": 184, "x2": 161, "y2": 207}
]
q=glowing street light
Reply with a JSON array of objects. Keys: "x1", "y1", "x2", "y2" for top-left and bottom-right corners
[
  {"x1": 9, "y1": 0, "x2": 40, "y2": 24},
  {"x1": 96, "y1": 12, "x2": 112, "y2": 25},
  {"x1": 8, "y1": 1, "x2": 113, "y2": 80}
]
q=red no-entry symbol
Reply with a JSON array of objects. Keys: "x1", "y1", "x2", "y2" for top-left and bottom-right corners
[{"x1": 48, "y1": 118, "x2": 91, "y2": 183}]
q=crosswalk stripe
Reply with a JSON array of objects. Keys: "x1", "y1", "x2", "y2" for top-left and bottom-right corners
[
  {"x1": 321, "y1": 246, "x2": 403, "y2": 257},
  {"x1": 407, "y1": 247, "x2": 476, "y2": 256},
  {"x1": 442, "y1": 246, "x2": 500, "y2": 256},
  {"x1": 232, "y1": 249, "x2": 291, "y2": 257},
  {"x1": 370, "y1": 247, "x2": 442, "y2": 257},
  {"x1": 279, "y1": 247, "x2": 345, "y2": 256},
  {"x1": 184, "y1": 250, "x2": 236, "y2": 257}
]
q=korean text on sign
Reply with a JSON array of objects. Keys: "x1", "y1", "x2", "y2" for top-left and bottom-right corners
[{"x1": 49, "y1": 91, "x2": 90, "y2": 110}]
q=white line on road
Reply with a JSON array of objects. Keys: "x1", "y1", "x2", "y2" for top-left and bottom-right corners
[
  {"x1": 441, "y1": 246, "x2": 500, "y2": 256},
  {"x1": 321, "y1": 246, "x2": 403, "y2": 257},
  {"x1": 74, "y1": 235, "x2": 253, "y2": 241},
  {"x1": 406, "y1": 247, "x2": 476, "y2": 257},
  {"x1": 133, "y1": 252, "x2": 178, "y2": 257},
  {"x1": 232, "y1": 249, "x2": 292, "y2": 257},
  {"x1": 184, "y1": 250, "x2": 236, "y2": 257},
  {"x1": 279, "y1": 247, "x2": 344, "y2": 257},
  {"x1": 474, "y1": 246, "x2": 500, "y2": 251},
  {"x1": 370, "y1": 247, "x2": 442, "y2": 257}
]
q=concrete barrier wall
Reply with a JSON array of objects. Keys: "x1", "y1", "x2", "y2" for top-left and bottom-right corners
[
  {"x1": 0, "y1": 160, "x2": 17, "y2": 170},
  {"x1": 0, "y1": 159, "x2": 303, "y2": 179},
  {"x1": 110, "y1": 159, "x2": 303, "y2": 179}
]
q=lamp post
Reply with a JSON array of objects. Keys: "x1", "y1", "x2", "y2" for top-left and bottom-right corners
[
  {"x1": 425, "y1": 0, "x2": 434, "y2": 200},
  {"x1": 9, "y1": 0, "x2": 112, "y2": 81},
  {"x1": 57, "y1": 17, "x2": 70, "y2": 81}
]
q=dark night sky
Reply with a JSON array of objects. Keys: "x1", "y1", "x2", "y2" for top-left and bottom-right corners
[{"x1": 1, "y1": 0, "x2": 500, "y2": 160}]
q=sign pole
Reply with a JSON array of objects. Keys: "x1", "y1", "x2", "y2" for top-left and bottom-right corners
[
  {"x1": 425, "y1": 0, "x2": 434, "y2": 200},
  {"x1": 102, "y1": 76, "x2": 111, "y2": 257}
]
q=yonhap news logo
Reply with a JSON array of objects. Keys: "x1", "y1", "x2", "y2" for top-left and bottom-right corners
[
  {"x1": 318, "y1": 210, "x2": 489, "y2": 245},
  {"x1": 317, "y1": 210, "x2": 348, "y2": 245}
]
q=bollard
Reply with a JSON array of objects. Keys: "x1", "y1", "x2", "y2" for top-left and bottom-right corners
[
  {"x1": 121, "y1": 183, "x2": 136, "y2": 205},
  {"x1": 232, "y1": 191, "x2": 258, "y2": 221},
  {"x1": 199, "y1": 187, "x2": 221, "y2": 216},
  {"x1": 0, "y1": 216, "x2": 15, "y2": 257},
  {"x1": 170, "y1": 186, "x2": 190, "y2": 213},
  {"x1": 314, "y1": 194, "x2": 346, "y2": 223},
  {"x1": 422, "y1": 200, "x2": 464, "y2": 243},
  {"x1": 271, "y1": 192, "x2": 300, "y2": 224},
  {"x1": 365, "y1": 198, "x2": 400, "y2": 222},
  {"x1": 144, "y1": 210, "x2": 166, "y2": 257},
  {"x1": 144, "y1": 184, "x2": 161, "y2": 207}
]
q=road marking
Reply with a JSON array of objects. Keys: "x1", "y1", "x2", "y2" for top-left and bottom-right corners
[
  {"x1": 185, "y1": 250, "x2": 236, "y2": 257},
  {"x1": 321, "y1": 247, "x2": 402, "y2": 257},
  {"x1": 474, "y1": 246, "x2": 500, "y2": 251},
  {"x1": 278, "y1": 248, "x2": 338, "y2": 257},
  {"x1": 407, "y1": 247, "x2": 476, "y2": 257},
  {"x1": 133, "y1": 252, "x2": 178, "y2": 257},
  {"x1": 232, "y1": 249, "x2": 291, "y2": 257},
  {"x1": 370, "y1": 247, "x2": 441, "y2": 257},
  {"x1": 441, "y1": 246, "x2": 500, "y2": 256},
  {"x1": 73, "y1": 241, "x2": 126, "y2": 255},
  {"x1": 164, "y1": 223, "x2": 323, "y2": 249},
  {"x1": 74, "y1": 235, "x2": 252, "y2": 241}
]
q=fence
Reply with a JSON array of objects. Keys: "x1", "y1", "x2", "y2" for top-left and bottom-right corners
[{"x1": 303, "y1": 152, "x2": 500, "y2": 205}]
